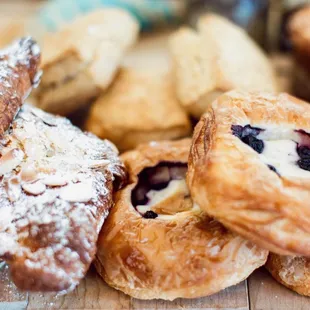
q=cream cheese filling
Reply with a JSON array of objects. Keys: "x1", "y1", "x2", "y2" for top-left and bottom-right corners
[
  {"x1": 136, "y1": 179, "x2": 200, "y2": 219},
  {"x1": 257, "y1": 128, "x2": 310, "y2": 178}
]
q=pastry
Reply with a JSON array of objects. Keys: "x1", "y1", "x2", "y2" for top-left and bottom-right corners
[
  {"x1": 0, "y1": 37, "x2": 40, "y2": 134},
  {"x1": 34, "y1": 9, "x2": 139, "y2": 116},
  {"x1": 188, "y1": 90, "x2": 310, "y2": 257},
  {"x1": 0, "y1": 38, "x2": 126, "y2": 292},
  {"x1": 266, "y1": 254, "x2": 310, "y2": 296},
  {"x1": 95, "y1": 139, "x2": 268, "y2": 300},
  {"x1": 0, "y1": 104, "x2": 126, "y2": 292},
  {"x1": 85, "y1": 69, "x2": 191, "y2": 152},
  {"x1": 169, "y1": 14, "x2": 278, "y2": 118},
  {"x1": 289, "y1": 6, "x2": 310, "y2": 101}
]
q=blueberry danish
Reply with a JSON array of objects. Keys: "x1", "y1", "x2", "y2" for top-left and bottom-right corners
[
  {"x1": 188, "y1": 90, "x2": 310, "y2": 256},
  {"x1": 95, "y1": 139, "x2": 267, "y2": 300}
]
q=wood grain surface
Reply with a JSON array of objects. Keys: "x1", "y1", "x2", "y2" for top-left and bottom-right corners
[{"x1": 27, "y1": 266, "x2": 249, "y2": 310}]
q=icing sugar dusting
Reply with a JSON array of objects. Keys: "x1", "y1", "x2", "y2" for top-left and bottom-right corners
[{"x1": 0, "y1": 105, "x2": 125, "y2": 292}]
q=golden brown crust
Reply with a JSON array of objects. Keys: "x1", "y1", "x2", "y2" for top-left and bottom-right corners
[
  {"x1": 169, "y1": 14, "x2": 278, "y2": 118},
  {"x1": 0, "y1": 37, "x2": 41, "y2": 135},
  {"x1": 0, "y1": 105, "x2": 126, "y2": 292},
  {"x1": 85, "y1": 69, "x2": 191, "y2": 152},
  {"x1": 188, "y1": 90, "x2": 310, "y2": 256},
  {"x1": 266, "y1": 254, "x2": 310, "y2": 296},
  {"x1": 95, "y1": 139, "x2": 268, "y2": 300},
  {"x1": 35, "y1": 9, "x2": 139, "y2": 116}
]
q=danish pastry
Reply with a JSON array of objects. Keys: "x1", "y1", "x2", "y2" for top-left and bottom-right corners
[
  {"x1": 169, "y1": 14, "x2": 278, "y2": 118},
  {"x1": 85, "y1": 69, "x2": 191, "y2": 152},
  {"x1": 188, "y1": 90, "x2": 310, "y2": 257},
  {"x1": 266, "y1": 254, "x2": 310, "y2": 296},
  {"x1": 95, "y1": 139, "x2": 268, "y2": 300},
  {"x1": 35, "y1": 9, "x2": 139, "y2": 116}
]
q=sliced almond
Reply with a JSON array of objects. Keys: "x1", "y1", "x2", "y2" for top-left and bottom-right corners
[
  {"x1": 43, "y1": 175, "x2": 67, "y2": 187},
  {"x1": 7, "y1": 177, "x2": 22, "y2": 202},
  {"x1": 88, "y1": 159, "x2": 110, "y2": 168},
  {"x1": 59, "y1": 182, "x2": 93, "y2": 203},
  {"x1": 20, "y1": 164, "x2": 39, "y2": 183},
  {"x1": 0, "y1": 148, "x2": 24, "y2": 175},
  {"x1": 22, "y1": 181, "x2": 46, "y2": 196}
]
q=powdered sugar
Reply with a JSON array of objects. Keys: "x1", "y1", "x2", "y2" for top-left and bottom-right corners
[{"x1": 0, "y1": 104, "x2": 125, "y2": 292}]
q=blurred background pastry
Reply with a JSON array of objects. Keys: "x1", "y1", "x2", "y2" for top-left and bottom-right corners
[
  {"x1": 34, "y1": 9, "x2": 139, "y2": 116},
  {"x1": 288, "y1": 5, "x2": 310, "y2": 102},
  {"x1": 85, "y1": 69, "x2": 191, "y2": 152},
  {"x1": 266, "y1": 254, "x2": 310, "y2": 296},
  {"x1": 95, "y1": 139, "x2": 268, "y2": 300},
  {"x1": 169, "y1": 14, "x2": 278, "y2": 119}
]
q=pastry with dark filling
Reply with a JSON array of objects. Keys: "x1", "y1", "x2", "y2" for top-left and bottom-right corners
[
  {"x1": 34, "y1": 9, "x2": 139, "y2": 116},
  {"x1": 188, "y1": 90, "x2": 310, "y2": 257},
  {"x1": 95, "y1": 139, "x2": 268, "y2": 300}
]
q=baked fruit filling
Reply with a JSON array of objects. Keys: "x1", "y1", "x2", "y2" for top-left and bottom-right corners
[
  {"x1": 232, "y1": 124, "x2": 310, "y2": 177},
  {"x1": 131, "y1": 162, "x2": 193, "y2": 218}
]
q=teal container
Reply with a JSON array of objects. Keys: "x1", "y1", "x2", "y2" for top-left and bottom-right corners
[{"x1": 37, "y1": 0, "x2": 188, "y2": 32}]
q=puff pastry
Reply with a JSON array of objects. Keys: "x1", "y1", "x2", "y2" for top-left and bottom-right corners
[
  {"x1": 35, "y1": 9, "x2": 139, "y2": 116},
  {"x1": 266, "y1": 254, "x2": 310, "y2": 296},
  {"x1": 188, "y1": 90, "x2": 310, "y2": 257},
  {"x1": 0, "y1": 104, "x2": 126, "y2": 292},
  {"x1": 85, "y1": 69, "x2": 191, "y2": 152},
  {"x1": 169, "y1": 14, "x2": 278, "y2": 118},
  {"x1": 0, "y1": 37, "x2": 126, "y2": 292},
  {"x1": 95, "y1": 139, "x2": 268, "y2": 300}
]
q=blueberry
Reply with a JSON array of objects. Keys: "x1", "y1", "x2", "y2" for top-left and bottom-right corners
[
  {"x1": 231, "y1": 124, "x2": 263, "y2": 138},
  {"x1": 242, "y1": 136, "x2": 264, "y2": 154},
  {"x1": 242, "y1": 125, "x2": 262, "y2": 137},
  {"x1": 268, "y1": 164, "x2": 280, "y2": 175},
  {"x1": 297, "y1": 146, "x2": 310, "y2": 159},
  {"x1": 143, "y1": 211, "x2": 158, "y2": 219},
  {"x1": 297, "y1": 158, "x2": 310, "y2": 171},
  {"x1": 147, "y1": 166, "x2": 170, "y2": 185},
  {"x1": 231, "y1": 125, "x2": 243, "y2": 138},
  {"x1": 131, "y1": 162, "x2": 187, "y2": 219}
]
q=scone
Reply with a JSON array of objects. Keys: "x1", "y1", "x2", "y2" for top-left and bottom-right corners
[
  {"x1": 266, "y1": 254, "x2": 310, "y2": 296},
  {"x1": 188, "y1": 90, "x2": 310, "y2": 257},
  {"x1": 169, "y1": 14, "x2": 278, "y2": 118},
  {"x1": 94, "y1": 139, "x2": 268, "y2": 300},
  {"x1": 35, "y1": 9, "x2": 139, "y2": 116},
  {"x1": 85, "y1": 69, "x2": 191, "y2": 152}
]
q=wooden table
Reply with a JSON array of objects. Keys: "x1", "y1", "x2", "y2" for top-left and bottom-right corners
[
  {"x1": 2, "y1": 264, "x2": 310, "y2": 310},
  {"x1": 1, "y1": 1, "x2": 310, "y2": 309}
]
